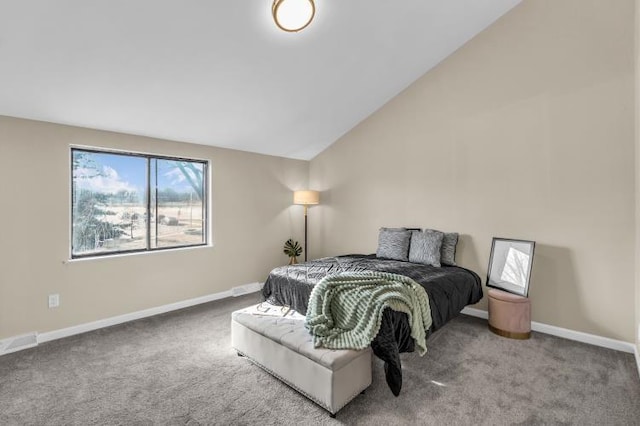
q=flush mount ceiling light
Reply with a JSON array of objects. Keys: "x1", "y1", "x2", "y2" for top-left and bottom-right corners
[{"x1": 272, "y1": 0, "x2": 316, "y2": 32}]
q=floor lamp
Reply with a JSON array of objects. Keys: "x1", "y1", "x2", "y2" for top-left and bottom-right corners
[{"x1": 293, "y1": 190, "x2": 320, "y2": 262}]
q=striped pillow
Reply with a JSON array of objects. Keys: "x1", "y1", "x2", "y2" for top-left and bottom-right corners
[{"x1": 376, "y1": 228, "x2": 411, "y2": 261}]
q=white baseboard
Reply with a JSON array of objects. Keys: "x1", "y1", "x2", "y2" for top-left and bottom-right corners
[
  {"x1": 231, "y1": 282, "x2": 264, "y2": 296},
  {"x1": 0, "y1": 282, "x2": 263, "y2": 355},
  {"x1": 461, "y1": 307, "x2": 488, "y2": 320},
  {"x1": 0, "y1": 332, "x2": 38, "y2": 356},
  {"x1": 4, "y1": 291, "x2": 638, "y2": 378},
  {"x1": 461, "y1": 307, "x2": 636, "y2": 354}
]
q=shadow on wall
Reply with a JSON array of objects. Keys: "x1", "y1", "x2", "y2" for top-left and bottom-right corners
[
  {"x1": 457, "y1": 239, "x2": 580, "y2": 333},
  {"x1": 456, "y1": 234, "x2": 482, "y2": 277},
  {"x1": 431, "y1": 237, "x2": 616, "y2": 340},
  {"x1": 455, "y1": 234, "x2": 487, "y2": 308},
  {"x1": 525, "y1": 243, "x2": 614, "y2": 339}
]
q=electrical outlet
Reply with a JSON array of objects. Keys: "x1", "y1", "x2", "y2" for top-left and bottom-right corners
[{"x1": 48, "y1": 294, "x2": 60, "y2": 309}]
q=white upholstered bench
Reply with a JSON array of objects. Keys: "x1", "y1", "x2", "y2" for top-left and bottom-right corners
[{"x1": 231, "y1": 305, "x2": 372, "y2": 416}]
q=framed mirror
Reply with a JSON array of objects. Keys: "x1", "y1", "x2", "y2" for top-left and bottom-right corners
[{"x1": 486, "y1": 237, "x2": 535, "y2": 297}]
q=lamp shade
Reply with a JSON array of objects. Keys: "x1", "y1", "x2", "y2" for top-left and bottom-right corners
[{"x1": 293, "y1": 190, "x2": 320, "y2": 206}]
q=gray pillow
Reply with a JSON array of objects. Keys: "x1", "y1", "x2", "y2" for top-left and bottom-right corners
[
  {"x1": 426, "y1": 229, "x2": 459, "y2": 266},
  {"x1": 376, "y1": 228, "x2": 411, "y2": 261},
  {"x1": 440, "y1": 232, "x2": 459, "y2": 266},
  {"x1": 409, "y1": 229, "x2": 444, "y2": 267}
]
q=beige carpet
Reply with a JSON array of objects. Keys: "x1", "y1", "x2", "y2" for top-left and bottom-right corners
[{"x1": 1, "y1": 293, "x2": 639, "y2": 425}]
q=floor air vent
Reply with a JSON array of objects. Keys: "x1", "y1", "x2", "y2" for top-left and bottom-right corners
[{"x1": 0, "y1": 333, "x2": 38, "y2": 356}]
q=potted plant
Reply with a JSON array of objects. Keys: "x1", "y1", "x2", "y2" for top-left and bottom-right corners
[{"x1": 283, "y1": 239, "x2": 303, "y2": 265}]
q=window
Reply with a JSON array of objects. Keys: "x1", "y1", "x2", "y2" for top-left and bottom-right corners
[{"x1": 71, "y1": 148, "x2": 208, "y2": 258}]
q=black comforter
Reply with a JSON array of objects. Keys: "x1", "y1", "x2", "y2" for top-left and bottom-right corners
[{"x1": 261, "y1": 254, "x2": 483, "y2": 395}]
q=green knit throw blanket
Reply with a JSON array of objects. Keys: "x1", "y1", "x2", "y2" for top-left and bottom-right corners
[{"x1": 305, "y1": 271, "x2": 432, "y2": 356}]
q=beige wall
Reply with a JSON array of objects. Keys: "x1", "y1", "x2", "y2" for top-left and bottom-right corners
[
  {"x1": 310, "y1": 0, "x2": 636, "y2": 342},
  {"x1": 636, "y1": 0, "x2": 640, "y2": 354},
  {"x1": 0, "y1": 116, "x2": 308, "y2": 340}
]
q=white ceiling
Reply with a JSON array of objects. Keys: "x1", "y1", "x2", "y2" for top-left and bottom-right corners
[{"x1": 0, "y1": 0, "x2": 522, "y2": 160}]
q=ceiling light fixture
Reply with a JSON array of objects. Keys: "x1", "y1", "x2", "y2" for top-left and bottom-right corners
[{"x1": 272, "y1": 0, "x2": 316, "y2": 33}]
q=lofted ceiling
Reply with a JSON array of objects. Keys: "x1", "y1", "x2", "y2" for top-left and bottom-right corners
[{"x1": 0, "y1": 0, "x2": 522, "y2": 160}]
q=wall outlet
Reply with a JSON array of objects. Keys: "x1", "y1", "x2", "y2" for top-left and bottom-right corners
[{"x1": 48, "y1": 294, "x2": 60, "y2": 309}]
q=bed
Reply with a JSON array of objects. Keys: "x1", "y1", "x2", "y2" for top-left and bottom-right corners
[{"x1": 261, "y1": 254, "x2": 483, "y2": 395}]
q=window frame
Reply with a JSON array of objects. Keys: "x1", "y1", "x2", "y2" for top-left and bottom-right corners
[{"x1": 70, "y1": 146, "x2": 209, "y2": 260}]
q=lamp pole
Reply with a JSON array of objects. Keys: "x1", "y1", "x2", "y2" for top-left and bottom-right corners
[
  {"x1": 293, "y1": 190, "x2": 319, "y2": 263},
  {"x1": 304, "y1": 205, "x2": 308, "y2": 262}
]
